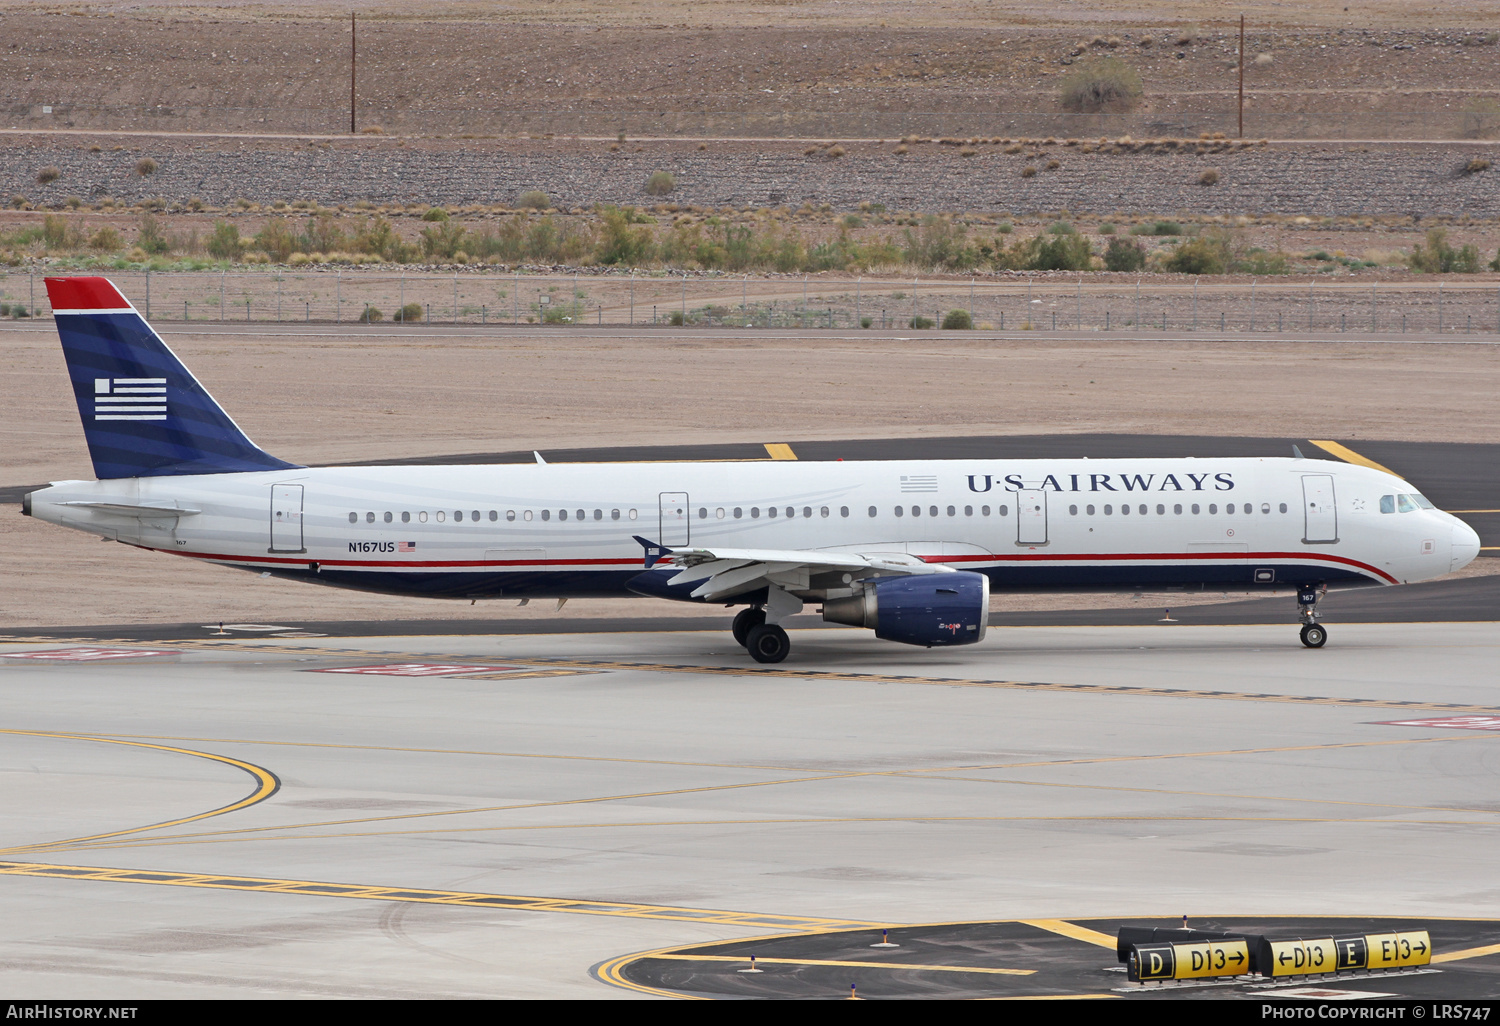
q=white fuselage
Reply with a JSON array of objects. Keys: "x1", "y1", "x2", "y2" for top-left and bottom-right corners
[{"x1": 27, "y1": 456, "x2": 1480, "y2": 603}]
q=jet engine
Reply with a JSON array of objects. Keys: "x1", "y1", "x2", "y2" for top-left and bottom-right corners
[{"x1": 821, "y1": 571, "x2": 989, "y2": 647}]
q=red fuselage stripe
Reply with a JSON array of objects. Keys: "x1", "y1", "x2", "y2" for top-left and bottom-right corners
[{"x1": 152, "y1": 547, "x2": 1396, "y2": 583}]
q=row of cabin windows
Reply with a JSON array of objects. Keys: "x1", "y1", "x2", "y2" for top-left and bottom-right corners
[
  {"x1": 694, "y1": 505, "x2": 1012, "y2": 519},
  {"x1": 1067, "y1": 501, "x2": 1288, "y2": 516},
  {"x1": 349, "y1": 508, "x2": 643, "y2": 524}
]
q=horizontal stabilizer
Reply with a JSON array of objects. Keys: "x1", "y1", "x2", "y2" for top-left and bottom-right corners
[{"x1": 59, "y1": 500, "x2": 201, "y2": 518}]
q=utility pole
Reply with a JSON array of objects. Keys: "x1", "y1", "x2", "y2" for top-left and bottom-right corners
[
  {"x1": 1238, "y1": 15, "x2": 1245, "y2": 139},
  {"x1": 350, "y1": 12, "x2": 357, "y2": 134}
]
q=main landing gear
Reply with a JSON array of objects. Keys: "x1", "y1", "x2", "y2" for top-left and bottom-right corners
[
  {"x1": 733, "y1": 606, "x2": 790, "y2": 664},
  {"x1": 1297, "y1": 583, "x2": 1328, "y2": 648}
]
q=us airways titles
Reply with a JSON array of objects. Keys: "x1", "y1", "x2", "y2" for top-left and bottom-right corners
[{"x1": 967, "y1": 471, "x2": 1237, "y2": 493}]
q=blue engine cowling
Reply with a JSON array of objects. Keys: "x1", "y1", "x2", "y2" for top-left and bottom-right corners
[{"x1": 821, "y1": 571, "x2": 989, "y2": 647}]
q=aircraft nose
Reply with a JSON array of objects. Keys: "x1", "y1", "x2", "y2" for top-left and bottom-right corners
[{"x1": 1452, "y1": 521, "x2": 1482, "y2": 572}]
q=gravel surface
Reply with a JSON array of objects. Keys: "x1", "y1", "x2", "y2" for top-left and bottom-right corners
[{"x1": 7, "y1": 140, "x2": 1500, "y2": 218}]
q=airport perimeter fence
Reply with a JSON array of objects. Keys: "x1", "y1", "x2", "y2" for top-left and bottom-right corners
[
  {"x1": 6, "y1": 103, "x2": 1500, "y2": 142},
  {"x1": 6, "y1": 269, "x2": 1500, "y2": 337}
]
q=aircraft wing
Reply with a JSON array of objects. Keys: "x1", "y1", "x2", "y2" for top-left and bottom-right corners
[{"x1": 635, "y1": 538, "x2": 953, "y2": 603}]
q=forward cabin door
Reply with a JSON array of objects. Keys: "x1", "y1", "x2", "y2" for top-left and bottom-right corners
[
  {"x1": 1015, "y1": 489, "x2": 1048, "y2": 546},
  {"x1": 659, "y1": 491, "x2": 690, "y2": 547},
  {"x1": 270, "y1": 484, "x2": 306, "y2": 553},
  {"x1": 1301, "y1": 475, "x2": 1338, "y2": 544}
]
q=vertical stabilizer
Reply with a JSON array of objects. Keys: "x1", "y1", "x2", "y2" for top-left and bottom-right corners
[{"x1": 45, "y1": 276, "x2": 300, "y2": 479}]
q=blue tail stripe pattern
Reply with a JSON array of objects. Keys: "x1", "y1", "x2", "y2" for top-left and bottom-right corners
[{"x1": 50, "y1": 282, "x2": 300, "y2": 479}]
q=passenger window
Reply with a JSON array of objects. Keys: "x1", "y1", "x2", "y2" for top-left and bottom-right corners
[
  {"x1": 348, "y1": 512, "x2": 357, "y2": 524},
  {"x1": 751, "y1": 507, "x2": 760, "y2": 519},
  {"x1": 769, "y1": 506, "x2": 778, "y2": 518},
  {"x1": 805, "y1": 507, "x2": 814, "y2": 518},
  {"x1": 1069, "y1": 504, "x2": 1078, "y2": 515},
  {"x1": 1224, "y1": 504, "x2": 1233, "y2": 516},
  {"x1": 1279, "y1": 503, "x2": 1287, "y2": 514},
  {"x1": 629, "y1": 509, "x2": 638, "y2": 520},
  {"x1": 733, "y1": 507, "x2": 743, "y2": 519},
  {"x1": 964, "y1": 505, "x2": 973, "y2": 516},
  {"x1": 982, "y1": 505, "x2": 992, "y2": 516},
  {"x1": 1086, "y1": 504, "x2": 1095, "y2": 515},
  {"x1": 474, "y1": 510, "x2": 483, "y2": 522},
  {"x1": 1208, "y1": 504, "x2": 1217, "y2": 514},
  {"x1": 1397, "y1": 494, "x2": 1417, "y2": 513},
  {"x1": 946, "y1": 505, "x2": 956, "y2": 517},
  {"x1": 1138, "y1": 504, "x2": 1147, "y2": 515},
  {"x1": 1156, "y1": 504, "x2": 1164, "y2": 515},
  {"x1": 419, "y1": 511, "x2": 429, "y2": 523},
  {"x1": 1380, "y1": 495, "x2": 1395, "y2": 514},
  {"x1": 911, "y1": 505, "x2": 921, "y2": 517},
  {"x1": 507, "y1": 510, "x2": 516, "y2": 522},
  {"x1": 840, "y1": 506, "x2": 849, "y2": 517},
  {"x1": 895, "y1": 506, "x2": 904, "y2": 518},
  {"x1": 821, "y1": 506, "x2": 830, "y2": 518},
  {"x1": 436, "y1": 510, "x2": 446, "y2": 522},
  {"x1": 523, "y1": 510, "x2": 532, "y2": 521},
  {"x1": 998, "y1": 504, "x2": 1008, "y2": 516},
  {"x1": 540, "y1": 510, "x2": 549, "y2": 521},
  {"x1": 1260, "y1": 503, "x2": 1270, "y2": 514},
  {"x1": 455, "y1": 510, "x2": 464, "y2": 522},
  {"x1": 868, "y1": 506, "x2": 877, "y2": 517},
  {"x1": 576, "y1": 509, "x2": 585, "y2": 521},
  {"x1": 611, "y1": 509, "x2": 620, "y2": 521},
  {"x1": 490, "y1": 510, "x2": 498, "y2": 521},
  {"x1": 1104, "y1": 504, "x2": 1113, "y2": 515},
  {"x1": 402, "y1": 511, "x2": 411, "y2": 523},
  {"x1": 699, "y1": 507, "x2": 707, "y2": 519},
  {"x1": 1173, "y1": 504, "x2": 1182, "y2": 515},
  {"x1": 558, "y1": 509, "x2": 567, "y2": 521},
  {"x1": 716, "y1": 508, "x2": 725, "y2": 519},
  {"x1": 1192, "y1": 504, "x2": 1200, "y2": 514},
  {"x1": 785, "y1": 507, "x2": 795, "y2": 518},
  {"x1": 384, "y1": 511, "x2": 393, "y2": 523},
  {"x1": 366, "y1": 511, "x2": 376, "y2": 523},
  {"x1": 1121, "y1": 504, "x2": 1130, "y2": 515},
  {"x1": 928, "y1": 506, "x2": 938, "y2": 517},
  {"x1": 593, "y1": 509, "x2": 603, "y2": 521}
]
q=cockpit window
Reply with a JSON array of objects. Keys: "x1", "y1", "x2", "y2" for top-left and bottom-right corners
[
  {"x1": 1397, "y1": 494, "x2": 1418, "y2": 513},
  {"x1": 1411, "y1": 492, "x2": 1435, "y2": 510},
  {"x1": 1380, "y1": 495, "x2": 1395, "y2": 514}
]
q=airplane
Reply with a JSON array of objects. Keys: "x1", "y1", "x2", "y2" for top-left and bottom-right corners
[{"x1": 22, "y1": 276, "x2": 1483, "y2": 663}]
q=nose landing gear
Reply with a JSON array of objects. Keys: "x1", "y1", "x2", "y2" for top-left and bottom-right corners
[{"x1": 1298, "y1": 583, "x2": 1328, "y2": 648}]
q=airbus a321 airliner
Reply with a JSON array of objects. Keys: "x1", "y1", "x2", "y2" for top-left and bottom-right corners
[{"x1": 23, "y1": 277, "x2": 1482, "y2": 662}]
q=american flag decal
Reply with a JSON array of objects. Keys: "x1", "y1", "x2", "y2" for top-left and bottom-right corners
[
  {"x1": 94, "y1": 377, "x2": 166, "y2": 421},
  {"x1": 900, "y1": 474, "x2": 939, "y2": 492},
  {"x1": 399, "y1": 541, "x2": 416, "y2": 552}
]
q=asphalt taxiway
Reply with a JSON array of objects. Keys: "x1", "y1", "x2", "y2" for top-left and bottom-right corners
[{"x1": 4, "y1": 622, "x2": 1500, "y2": 998}]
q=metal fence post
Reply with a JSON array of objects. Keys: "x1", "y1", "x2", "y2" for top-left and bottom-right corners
[
  {"x1": 1134, "y1": 275, "x2": 1140, "y2": 331},
  {"x1": 1074, "y1": 274, "x2": 1080, "y2": 330},
  {"x1": 453, "y1": 271, "x2": 458, "y2": 324},
  {"x1": 1249, "y1": 278, "x2": 1256, "y2": 331},
  {"x1": 1370, "y1": 282, "x2": 1376, "y2": 332},
  {"x1": 336, "y1": 269, "x2": 341, "y2": 323},
  {"x1": 220, "y1": 269, "x2": 225, "y2": 321},
  {"x1": 630, "y1": 271, "x2": 635, "y2": 326},
  {"x1": 1438, "y1": 282, "x2": 1443, "y2": 334},
  {"x1": 1192, "y1": 276, "x2": 1198, "y2": 331},
  {"x1": 912, "y1": 276, "x2": 919, "y2": 327},
  {"x1": 277, "y1": 274, "x2": 282, "y2": 322},
  {"x1": 145, "y1": 269, "x2": 150, "y2": 320}
]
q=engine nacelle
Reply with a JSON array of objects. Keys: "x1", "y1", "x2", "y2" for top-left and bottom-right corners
[{"x1": 821, "y1": 571, "x2": 989, "y2": 647}]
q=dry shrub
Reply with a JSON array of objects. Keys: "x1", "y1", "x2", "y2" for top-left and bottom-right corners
[
  {"x1": 1059, "y1": 58, "x2": 1143, "y2": 113},
  {"x1": 36, "y1": 166, "x2": 60, "y2": 185},
  {"x1": 1464, "y1": 158, "x2": 1492, "y2": 174},
  {"x1": 1021, "y1": 166, "x2": 1037, "y2": 178},
  {"x1": 1199, "y1": 168, "x2": 1220, "y2": 186},
  {"x1": 645, "y1": 171, "x2": 676, "y2": 196},
  {"x1": 135, "y1": 157, "x2": 157, "y2": 176},
  {"x1": 518, "y1": 190, "x2": 550, "y2": 209},
  {"x1": 1046, "y1": 158, "x2": 1061, "y2": 170},
  {"x1": 1138, "y1": 35, "x2": 1154, "y2": 47},
  {"x1": 360, "y1": 125, "x2": 385, "y2": 135},
  {"x1": 1254, "y1": 52, "x2": 1274, "y2": 66},
  {"x1": 828, "y1": 145, "x2": 846, "y2": 158},
  {"x1": 959, "y1": 148, "x2": 977, "y2": 157},
  {"x1": 894, "y1": 144, "x2": 909, "y2": 154}
]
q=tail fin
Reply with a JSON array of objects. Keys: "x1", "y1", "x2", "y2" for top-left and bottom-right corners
[{"x1": 45, "y1": 276, "x2": 300, "y2": 479}]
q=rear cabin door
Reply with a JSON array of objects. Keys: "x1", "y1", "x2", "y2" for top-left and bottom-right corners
[
  {"x1": 270, "y1": 484, "x2": 305, "y2": 553},
  {"x1": 1301, "y1": 475, "x2": 1338, "y2": 544},
  {"x1": 659, "y1": 491, "x2": 690, "y2": 547},
  {"x1": 1015, "y1": 489, "x2": 1048, "y2": 546}
]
